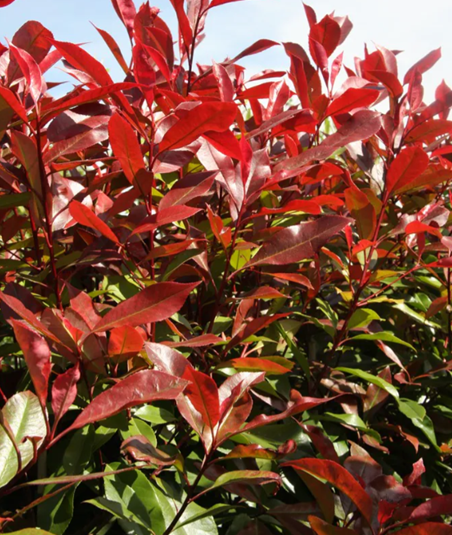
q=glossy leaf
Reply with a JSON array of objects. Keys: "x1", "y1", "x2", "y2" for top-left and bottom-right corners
[
  {"x1": 309, "y1": 516, "x2": 356, "y2": 535},
  {"x1": 204, "y1": 470, "x2": 281, "y2": 493},
  {"x1": 245, "y1": 216, "x2": 351, "y2": 267},
  {"x1": 0, "y1": 392, "x2": 46, "y2": 488},
  {"x1": 51, "y1": 364, "x2": 80, "y2": 427},
  {"x1": 93, "y1": 282, "x2": 198, "y2": 332},
  {"x1": 386, "y1": 147, "x2": 429, "y2": 194},
  {"x1": 68, "y1": 369, "x2": 188, "y2": 432},
  {"x1": 159, "y1": 102, "x2": 237, "y2": 152},
  {"x1": 282, "y1": 459, "x2": 374, "y2": 525},
  {"x1": 109, "y1": 113, "x2": 144, "y2": 184},
  {"x1": 11, "y1": 320, "x2": 51, "y2": 409},
  {"x1": 69, "y1": 201, "x2": 119, "y2": 244}
]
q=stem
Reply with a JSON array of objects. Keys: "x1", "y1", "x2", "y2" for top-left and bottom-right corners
[
  {"x1": 0, "y1": 415, "x2": 22, "y2": 473},
  {"x1": 35, "y1": 118, "x2": 62, "y2": 309},
  {"x1": 161, "y1": 455, "x2": 210, "y2": 535},
  {"x1": 186, "y1": 6, "x2": 207, "y2": 94},
  {"x1": 326, "y1": 173, "x2": 392, "y2": 364},
  {"x1": 29, "y1": 211, "x2": 42, "y2": 267},
  {"x1": 448, "y1": 267, "x2": 452, "y2": 356},
  {"x1": 207, "y1": 208, "x2": 244, "y2": 333}
]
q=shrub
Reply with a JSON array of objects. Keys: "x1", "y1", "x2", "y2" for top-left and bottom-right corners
[{"x1": 0, "y1": 0, "x2": 452, "y2": 533}]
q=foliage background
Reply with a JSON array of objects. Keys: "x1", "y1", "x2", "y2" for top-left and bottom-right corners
[{"x1": 0, "y1": 1, "x2": 451, "y2": 535}]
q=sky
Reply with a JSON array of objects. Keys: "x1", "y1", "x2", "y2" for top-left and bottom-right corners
[{"x1": 0, "y1": 0, "x2": 450, "y2": 101}]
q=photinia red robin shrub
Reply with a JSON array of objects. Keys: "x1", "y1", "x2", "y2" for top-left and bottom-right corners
[{"x1": 0, "y1": 1, "x2": 452, "y2": 534}]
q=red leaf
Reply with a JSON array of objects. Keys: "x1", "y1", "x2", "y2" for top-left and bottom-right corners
[
  {"x1": 209, "y1": 0, "x2": 244, "y2": 7},
  {"x1": 68, "y1": 369, "x2": 188, "y2": 431},
  {"x1": 0, "y1": 86, "x2": 28, "y2": 123},
  {"x1": 344, "y1": 187, "x2": 376, "y2": 240},
  {"x1": 163, "y1": 334, "x2": 221, "y2": 348},
  {"x1": 404, "y1": 48, "x2": 442, "y2": 84},
  {"x1": 109, "y1": 113, "x2": 144, "y2": 184},
  {"x1": 409, "y1": 494, "x2": 452, "y2": 522},
  {"x1": 239, "y1": 391, "x2": 334, "y2": 436},
  {"x1": 267, "y1": 272, "x2": 313, "y2": 290},
  {"x1": 233, "y1": 39, "x2": 279, "y2": 62},
  {"x1": 239, "y1": 82, "x2": 274, "y2": 100},
  {"x1": 0, "y1": 0, "x2": 16, "y2": 6},
  {"x1": 0, "y1": 292, "x2": 60, "y2": 346},
  {"x1": 182, "y1": 367, "x2": 220, "y2": 431},
  {"x1": 44, "y1": 124, "x2": 109, "y2": 163},
  {"x1": 168, "y1": 0, "x2": 193, "y2": 50},
  {"x1": 226, "y1": 313, "x2": 289, "y2": 350},
  {"x1": 244, "y1": 215, "x2": 351, "y2": 267},
  {"x1": 50, "y1": 39, "x2": 113, "y2": 87},
  {"x1": 303, "y1": 3, "x2": 317, "y2": 27},
  {"x1": 43, "y1": 83, "x2": 136, "y2": 116},
  {"x1": 404, "y1": 458, "x2": 426, "y2": 486},
  {"x1": 222, "y1": 444, "x2": 279, "y2": 461},
  {"x1": 395, "y1": 524, "x2": 452, "y2": 535},
  {"x1": 69, "y1": 201, "x2": 119, "y2": 244},
  {"x1": 159, "y1": 102, "x2": 237, "y2": 152},
  {"x1": 93, "y1": 25, "x2": 129, "y2": 74},
  {"x1": 108, "y1": 326, "x2": 145, "y2": 359},
  {"x1": 51, "y1": 364, "x2": 80, "y2": 427},
  {"x1": 275, "y1": 110, "x2": 381, "y2": 175},
  {"x1": 11, "y1": 320, "x2": 51, "y2": 409},
  {"x1": 386, "y1": 147, "x2": 429, "y2": 194},
  {"x1": 282, "y1": 459, "x2": 374, "y2": 526},
  {"x1": 92, "y1": 282, "x2": 199, "y2": 332},
  {"x1": 225, "y1": 358, "x2": 291, "y2": 375},
  {"x1": 265, "y1": 79, "x2": 291, "y2": 120},
  {"x1": 160, "y1": 171, "x2": 215, "y2": 210},
  {"x1": 326, "y1": 88, "x2": 379, "y2": 117},
  {"x1": 406, "y1": 119, "x2": 452, "y2": 143},
  {"x1": 310, "y1": 15, "x2": 341, "y2": 57},
  {"x1": 8, "y1": 42, "x2": 43, "y2": 103},
  {"x1": 213, "y1": 61, "x2": 234, "y2": 101},
  {"x1": 111, "y1": 0, "x2": 136, "y2": 37},
  {"x1": 10, "y1": 131, "x2": 43, "y2": 223},
  {"x1": 8, "y1": 21, "x2": 52, "y2": 84},
  {"x1": 146, "y1": 342, "x2": 192, "y2": 377},
  {"x1": 300, "y1": 425, "x2": 339, "y2": 462},
  {"x1": 142, "y1": 43, "x2": 172, "y2": 84},
  {"x1": 309, "y1": 38, "x2": 328, "y2": 74},
  {"x1": 130, "y1": 205, "x2": 201, "y2": 236},
  {"x1": 247, "y1": 200, "x2": 322, "y2": 220},
  {"x1": 368, "y1": 70, "x2": 403, "y2": 98},
  {"x1": 204, "y1": 130, "x2": 242, "y2": 160},
  {"x1": 241, "y1": 286, "x2": 287, "y2": 300},
  {"x1": 67, "y1": 287, "x2": 101, "y2": 331},
  {"x1": 309, "y1": 516, "x2": 356, "y2": 535}
]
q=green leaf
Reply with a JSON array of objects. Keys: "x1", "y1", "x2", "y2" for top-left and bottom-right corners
[
  {"x1": 6, "y1": 531, "x2": 56, "y2": 535},
  {"x1": 85, "y1": 496, "x2": 150, "y2": 535},
  {"x1": 175, "y1": 504, "x2": 232, "y2": 530},
  {"x1": 0, "y1": 192, "x2": 31, "y2": 209},
  {"x1": 98, "y1": 468, "x2": 218, "y2": 535},
  {"x1": 312, "y1": 413, "x2": 382, "y2": 442},
  {"x1": 393, "y1": 302, "x2": 441, "y2": 329},
  {"x1": 337, "y1": 367, "x2": 399, "y2": 399},
  {"x1": 204, "y1": 470, "x2": 281, "y2": 493},
  {"x1": 398, "y1": 399, "x2": 439, "y2": 449},
  {"x1": 0, "y1": 391, "x2": 47, "y2": 488},
  {"x1": 134, "y1": 405, "x2": 176, "y2": 425},
  {"x1": 276, "y1": 322, "x2": 310, "y2": 378},
  {"x1": 120, "y1": 417, "x2": 157, "y2": 446},
  {"x1": 347, "y1": 332, "x2": 415, "y2": 349},
  {"x1": 348, "y1": 308, "x2": 381, "y2": 330},
  {"x1": 38, "y1": 427, "x2": 94, "y2": 535}
]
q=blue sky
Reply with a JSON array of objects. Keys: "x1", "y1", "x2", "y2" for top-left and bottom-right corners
[{"x1": 0, "y1": 0, "x2": 450, "y2": 100}]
